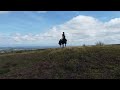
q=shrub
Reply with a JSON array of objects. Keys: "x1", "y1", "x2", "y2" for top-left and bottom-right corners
[{"x1": 96, "y1": 41, "x2": 104, "y2": 46}]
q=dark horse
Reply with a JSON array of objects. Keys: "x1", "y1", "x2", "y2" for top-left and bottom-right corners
[{"x1": 58, "y1": 38, "x2": 67, "y2": 48}]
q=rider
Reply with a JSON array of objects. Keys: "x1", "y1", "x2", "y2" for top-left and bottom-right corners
[{"x1": 62, "y1": 32, "x2": 65, "y2": 40}]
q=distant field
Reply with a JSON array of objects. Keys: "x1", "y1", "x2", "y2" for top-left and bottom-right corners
[{"x1": 0, "y1": 45, "x2": 120, "y2": 79}]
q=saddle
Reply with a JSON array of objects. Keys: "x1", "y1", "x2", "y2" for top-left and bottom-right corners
[{"x1": 61, "y1": 38, "x2": 67, "y2": 44}]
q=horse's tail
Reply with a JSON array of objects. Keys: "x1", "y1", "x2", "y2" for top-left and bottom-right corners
[{"x1": 58, "y1": 39, "x2": 62, "y2": 45}]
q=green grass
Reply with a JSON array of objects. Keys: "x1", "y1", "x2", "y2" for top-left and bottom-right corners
[{"x1": 0, "y1": 45, "x2": 120, "y2": 79}]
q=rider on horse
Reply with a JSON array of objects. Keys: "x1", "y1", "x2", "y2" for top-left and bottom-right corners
[{"x1": 58, "y1": 32, "x2": 67, "y2": 47}]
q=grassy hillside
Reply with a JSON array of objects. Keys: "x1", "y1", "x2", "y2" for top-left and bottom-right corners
[{"x1": 0, "y1": 45, "x2": 120, "y2": 79}]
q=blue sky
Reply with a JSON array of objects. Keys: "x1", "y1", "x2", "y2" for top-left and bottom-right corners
[{"x1": 0, "y1": 11, "x2": 120, "y2": 47}]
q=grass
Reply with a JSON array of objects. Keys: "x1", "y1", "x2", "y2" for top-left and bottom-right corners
[{"x1": 0, "y1": 45, "x2": 120, "y2": 79}]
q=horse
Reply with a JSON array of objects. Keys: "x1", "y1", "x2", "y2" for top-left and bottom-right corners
[{"x1": 58, "y1": 38, "x2": 67, "y2": 48}]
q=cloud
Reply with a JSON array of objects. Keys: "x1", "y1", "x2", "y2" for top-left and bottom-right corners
[
  {"x1": 47, "y1": 15, "x2": 120, "y2": 45},
  {"x1": 36, "y1": 11, "x2": 47, "y2": 13},
  {"x1": 38, "y1": 15, "x2": 99, "y2": 44},
  {"x1": 11, "y1": 15, "x2": 120, "y2": 46},
  {"x1": 0, "y1": 11, "x2": 11, "y2": 14},
  {"x1": 0, "y1": 11, "x2": 47, "y2": 14}
]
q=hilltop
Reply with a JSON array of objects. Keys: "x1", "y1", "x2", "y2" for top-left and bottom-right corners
[{"x1": 0, "y1": 45, "x2": 120, "y2": 79}]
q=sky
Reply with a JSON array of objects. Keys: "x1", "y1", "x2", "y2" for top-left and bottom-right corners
[{"x1": 0, "y1": 11, "x2": 120, "y2": 47}]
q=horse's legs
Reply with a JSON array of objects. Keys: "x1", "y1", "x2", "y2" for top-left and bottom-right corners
[{"x1": 62, "y1": 44, "x2": 64, "y2": 48}]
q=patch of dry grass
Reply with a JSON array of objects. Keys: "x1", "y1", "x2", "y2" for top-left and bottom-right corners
[{"x1": 0, "y1": 45, "x2": 120, "y2": 79}]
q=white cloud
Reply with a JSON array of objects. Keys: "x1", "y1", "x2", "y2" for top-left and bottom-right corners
[
  {"x1": 11, "y1": 15, "x2": 120, "y2": 46},
  {"x1": 0, "y1": 11, "x2": 11, "y2": 14},
  {"x1": 48, "y1": 15, "x2": 120, "y2": 45},
  {"x1": 0, "y1": 11, "x2": 47, "y2": 15},
  {"x1": 36, "y1": 11, "x2": 47, "y2": 13}
]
